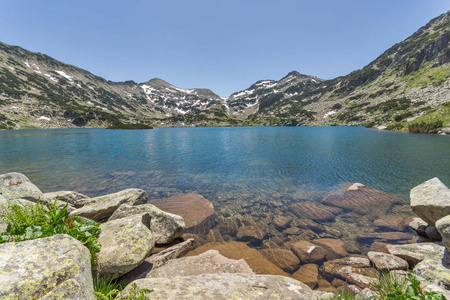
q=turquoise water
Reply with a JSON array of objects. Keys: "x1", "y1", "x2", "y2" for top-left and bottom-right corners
[{"x1": 0, "y1": 126, "x2": 449, "y2": 203}]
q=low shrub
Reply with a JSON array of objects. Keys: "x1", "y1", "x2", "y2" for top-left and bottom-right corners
[{"x1": 408, "y1": 119, "x2": 443, "y2": 134}]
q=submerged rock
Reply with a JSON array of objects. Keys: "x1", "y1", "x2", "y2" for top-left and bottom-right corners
[
  {"x1": 322, "y1": 183, "x2": 401, "y2": 216},
  {"x1": 259, "y1": 248, "x2": 300, "y2": 273},
  {"x1": 109, "y1": 203, "x2": 185, "y2": 244},
  {"x1": 0, "y1": 234, "x2": 94, "y2": 300},
  {"x1": 97, "y1": 213, "x2": 154, "y2": 280},
  {"x1": 122, "y1": 273, "x2": 318, "y2": 300},
  {"x1": 150, "y1": 193, "x2": 216, "y2": 234},
  {"x1": 70, "y1": 188, "x2": 147, "y2": 221},
  {"x1": 236, "y1": 225, "x2": 266, "y2": 244},
  {"x1": 292, "y1": 264, "x2": 319, "y2": 289},
  {"x1": 290, "y1": 201, "x2": 341, "y2": 221},
  {"x1": 187, "y1": 241, "x2": 288, "y2": 276},
  {"x1": 146, "y1": 249, "x2": 253, "y2": 278},
  {"x1": 0, "y1": 172, "x2": 43, "y2": 201},
  {"x1": 410, "y1": 177, "x2": 450, "y2": 226},
  {"x1": 290, "y1": 240, "x2": 327, "y2": 263}
]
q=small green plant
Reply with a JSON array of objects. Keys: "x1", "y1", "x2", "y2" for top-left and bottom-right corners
[
  {"x1": 0, "y1": 199, "x2": 101, "y2": 267},
  {"x1": 408, "y1": 119, "x2": 443, "y2": 134},
  {"x1": 116, "y1": 283, "x2": 153, "y2": 300},
  {"x1": 93, "y1": 276, "x2": 128, "y2": 300},
  {"x1": 372, "y1": 272, "x2": 446, "y2": 300}
]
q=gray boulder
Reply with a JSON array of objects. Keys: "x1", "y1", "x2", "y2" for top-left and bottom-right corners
[
  {"x1": 97, "y1": 213, "x2": 154, "y2": 280},
  {"x1": 410, "y1": 178, "x2": 450, "y2": 226},
  {"x1": 425, "y1": 225, "x2": 442, "y2": 241},
  {"x1": 121, "y1": 273, "x2": 318, "y2": 299},
  {"x1": 109, "y1": 203, "x2": 185, "y2": 244},
  {"x1": 414, "y1": 252, "x2": 450, "y2": 289},
  {"x1": 435, "y1": 215, "x2": 450, "y2": 250},
  {"x1": 387, "y1": 242, "x2": 445, "y2": 265},
  {"x1": 0, "y1": 234, "x2": 94, "y2": 300},
  {"x1": 0, "y1": 172, "x2": 43, "y2": 201},
  {"x1": 367, "y1": 251, "x2": 409, "y2": 271},
  {"x1": 146, "y1": 249, "x2": 254, "y2": 278},
  {"x1": 122, "y1": 238, "x2": 195, "y2": 281},
  {"x1": 321, "y1": 256, "x2": 377, "y2": 289},
  {"x1": 409, "y1": 217, "x2": 429, "y2": 237},
  {"x1": 42, "y1": 191, "x2": 92, "y2": 208},
  {"x1": 70, "y1": 188, "x2": 147, "y2": 221}
]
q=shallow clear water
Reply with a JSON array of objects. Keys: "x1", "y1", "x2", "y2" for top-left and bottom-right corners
[{"x1": 1, "y1": 126, "x2": 448, "y2": 202}]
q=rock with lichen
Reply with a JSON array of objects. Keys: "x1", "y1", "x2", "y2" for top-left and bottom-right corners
[
  {"x1": 121, "y1": 273, "x2": 318, "y2": 299},
  {"x1": 0, "y1": 234, "x2": 95, "y2": 300},
  {"x1": 109, "y1": 203, "x2": 185, "y2": 244},
  {"x1": 69, "y1": 188, "x2": 147, "y2": 221},
  {"x1": 97, "y1": 213, "x2": 154, "y2": 280},
  {"x1": 0, "y1": 172, "x2": 43, "y2": 202}
]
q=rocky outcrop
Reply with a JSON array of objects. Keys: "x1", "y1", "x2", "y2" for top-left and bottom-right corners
[
  {"x1": 109, "y1": 203, "x2": 185, "y2": 244},
  {"x1": 0, "y1": 172, "x2": 43, "y2": 201},
  {"x1": 121, "y1": 273, "x2": 318, "y2": 300},
  {"x1": 150, "y1": 193, "x2": 216, "y2": 235},
  {"x1": 70, "y1": 188, "x2": 148, "y2": 221},
  {"x1": 97, "y1": 213, "x2": 155, "y2": 280},
  {"x1": 410, "y1": 177, "x2": 450, "y2": 226},
  {"x1": 146, "y1": 250, "x2": 253, "y2": 278},
  {"x1": 0, "y1": 234, "x2": 94, "y2": 300}
]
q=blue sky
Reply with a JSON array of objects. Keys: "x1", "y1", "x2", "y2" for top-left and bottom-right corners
[{"x1": 0, "y1": 1, "x2": 448, "y2": 97}]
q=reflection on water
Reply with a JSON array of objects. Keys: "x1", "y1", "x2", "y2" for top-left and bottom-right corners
[{"x1": 0, "y1": 127, "x2": 449, "y2": 254}]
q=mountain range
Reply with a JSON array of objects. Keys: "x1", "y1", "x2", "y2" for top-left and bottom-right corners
[{"x1": 0, "y1": 11, "x2": 449, "y2": 129}]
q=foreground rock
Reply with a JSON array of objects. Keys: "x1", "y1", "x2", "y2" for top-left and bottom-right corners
[
  {"x1": 151, "y1": 193, "x2": 216, "y2": 234},
  {"x1": 122, "y1": 274, "x2": 318, "y2": 299},
  {"x1": 436, "y1": 215, "x2": 450, "y2": 249},
  {"x1": 0, "y1": 234, "x2": 94, "y2": 300},
  {"x1": 97, "y1": 213, "x2": 154, "y2": 280},
  {"x1": 70, "y1": 188, "x2": 147, "y2": 221},
  {"x1": 109, "y1": 203, "x2": 185, "y2": 244},
  {"x1": 322, "y1": 183, "x2": 401, "y2": 216},
  {"x1": 0, "y1": 172, "x2": 43, "y2": 201},
  {"x1": 410, "y1": 177, "x2": 450, "y2": 226},
  {"x1": 146, "y1": 250, "x2": 253, "y2": 278}
]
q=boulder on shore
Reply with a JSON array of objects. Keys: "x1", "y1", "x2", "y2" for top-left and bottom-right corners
[
  {"x1": 109, "y1": 203, "x2": 185, "y2": 244},
  {"x1": 150, "y1": 193, "x2": 216, "y2": 235},
  {"x1": 42, "y1": 190, "x2": 92, "y2": 208},
  {"x1": 121, "y1": 273, "x2": 318, "y2": 300},
  {"x1": 70, "y1": 188, "x2": 147, "y2": 221},
  {"x1": 410, "y1": 177, "x2": 450, "y2": 226},
  {"x1": 367, "y1": 251, "x2": 409, "y2": 271},
  {"x1": 97, "y1": 213, "x2": 155, "y2": 280},
  {"x1": 0, "y1": 234, "x2": 94, "y2": 300},
  {"x1": 0, "y1": 172, "x2": 43, "y2": 201}
]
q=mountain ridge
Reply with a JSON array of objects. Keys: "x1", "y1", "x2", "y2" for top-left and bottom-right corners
[{"x1": 0, "y1": 11, "x2": 449, "y2": 129}]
